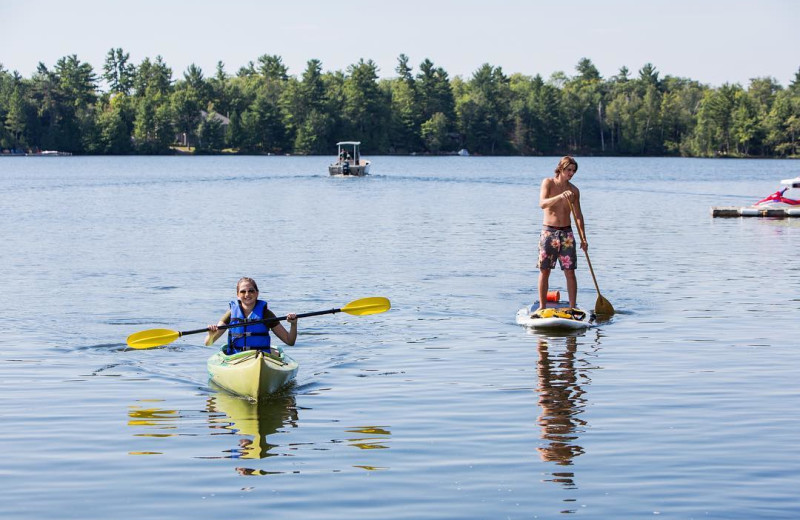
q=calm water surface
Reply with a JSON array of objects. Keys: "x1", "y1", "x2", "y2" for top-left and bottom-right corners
[{"x1": 1, "y1": 155, "x2": 798, "y2": 519}]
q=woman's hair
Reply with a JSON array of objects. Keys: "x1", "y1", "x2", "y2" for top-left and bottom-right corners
[
  {"x1": 554, "y1": 156, "x2": 578, "y2": 176},
  {"x1": 236, "y1": 277, "x2": 259, "y2": 292}
]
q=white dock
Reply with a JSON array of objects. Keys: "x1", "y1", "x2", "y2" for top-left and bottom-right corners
[{"x1": 712, "y1": 206, "x2": 800, "y2": 218}]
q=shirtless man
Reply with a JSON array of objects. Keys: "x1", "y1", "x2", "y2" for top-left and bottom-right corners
[{"x1": 536, "y1": 156, "x2": 588, "y2": 312}]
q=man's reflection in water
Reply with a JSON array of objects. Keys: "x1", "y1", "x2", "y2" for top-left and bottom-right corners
[{"x1": 536, "y1": 336, "x2": 589, "y2": 488}]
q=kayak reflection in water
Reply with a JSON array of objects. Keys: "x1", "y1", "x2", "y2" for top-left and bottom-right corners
[
  {"x1": 207, "y1": 390, "x2": 298, "y2": 462},
  {"x1": 205, "y1": 277, "x2": 297, "y2": 354}
]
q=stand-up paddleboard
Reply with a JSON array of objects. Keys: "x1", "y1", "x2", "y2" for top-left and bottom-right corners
[{"x1": 516, "y1": 301, "x2": 595, "y2": 330}]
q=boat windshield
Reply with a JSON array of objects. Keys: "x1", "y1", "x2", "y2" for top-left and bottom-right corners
[{"x1": 780, "y1": 177, "x2": 800, "y2": 188}]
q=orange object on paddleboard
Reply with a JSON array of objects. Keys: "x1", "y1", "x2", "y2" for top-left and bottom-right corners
[{"x1": 546, "y1": 290, "x2": 560, "y2": 302}]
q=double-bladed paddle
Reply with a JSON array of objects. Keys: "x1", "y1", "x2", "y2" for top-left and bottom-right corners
[
  {"x1": 565, "y1": 197, "x2": 615, "y2": 316},
  {"x1": 126, "y1": 296, "x2": 391, "y2": 350}
]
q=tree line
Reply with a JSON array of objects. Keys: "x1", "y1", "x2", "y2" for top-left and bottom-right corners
[{"x1": 1, "y1": 50, "x2": 799, "y2": 157}]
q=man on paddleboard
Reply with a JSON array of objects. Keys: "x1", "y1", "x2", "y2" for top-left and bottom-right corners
[{"x1": 535, "y1": 156, "x2": 588, "y2": 313}]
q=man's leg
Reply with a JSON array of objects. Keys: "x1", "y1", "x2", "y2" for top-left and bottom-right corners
[
  {"x1": 538, "y1": 268, "x2": 551, "y2": 311},
  {"x1": 564, "y1": 269, "x2": 577, "y2": 308}
]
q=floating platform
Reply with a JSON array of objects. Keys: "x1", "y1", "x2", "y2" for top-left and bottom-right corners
[{"x1": 712, "y1": 206, "x2": 800, "y2": 218}]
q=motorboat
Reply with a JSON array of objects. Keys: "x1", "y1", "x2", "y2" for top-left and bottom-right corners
[
  {"x1": 753, "y1": 177, "x2": 800, "y2": 208},
  {"x1": 329, "y1": 141, "x2": 370, "y2": 176}
]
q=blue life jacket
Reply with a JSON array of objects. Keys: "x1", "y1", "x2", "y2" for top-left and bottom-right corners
[{"x1": 227, "y1": 299, "x2": 271, "y2": 354}]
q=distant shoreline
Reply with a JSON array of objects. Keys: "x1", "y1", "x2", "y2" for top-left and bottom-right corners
[{"x1": 2, "y1": 53, "x2": 798, "y2": 160}]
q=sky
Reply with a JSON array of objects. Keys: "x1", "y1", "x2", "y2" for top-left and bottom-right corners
[{"x1": 1, "y1": 0, "x2": 798, "y2": 89}]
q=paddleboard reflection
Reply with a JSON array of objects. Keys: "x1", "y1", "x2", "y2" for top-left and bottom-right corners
[{"x1": 535, "y1": 336, "x2": 590, "y2": 489}]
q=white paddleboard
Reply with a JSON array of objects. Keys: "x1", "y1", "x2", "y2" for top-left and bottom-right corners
[{"x1": 516, "y1": 302, "x2": 595, "y2": 330}]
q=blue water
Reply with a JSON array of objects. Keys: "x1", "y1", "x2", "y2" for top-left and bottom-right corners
[{"x1": 1, "y1": 155, "x2": 799, "y2": 519}]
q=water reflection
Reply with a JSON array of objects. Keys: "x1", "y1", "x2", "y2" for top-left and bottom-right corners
[
  {"x1": 346, "y1": 426, "x2": 391, "y2": 450},
  {"x1": 346, "y1": 426, "x2": 391, "y2": 470},
  {"x1": 206, "y1": 390, "x2": 298, "y2": 462},
  {"x1": 128, "y1": 403, "x2": 179, "y2": 434},
  {"x1": 535, "y1": 335, "x2": 593, "y2": 489},
  {"x1": 127, "y1": 400, "x2": 187, "y2": 455},
  {"x1": 206, "y1": 393, "x2": 391, "y2": 473}
]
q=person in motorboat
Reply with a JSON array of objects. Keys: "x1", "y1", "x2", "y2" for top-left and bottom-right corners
[
  {"x1": 534, "y1": 156, "x2": 588, "y2": 316},
  {"x1": 205, "y1": 277, "x2": 297, "y2": 354}
]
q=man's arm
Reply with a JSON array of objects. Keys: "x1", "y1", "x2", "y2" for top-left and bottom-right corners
[
  {"x1": 539, "y1": 179, "x2": 564, "y2": 209},
  {"x1": 570, "y1": 189, "x2": 588, "y2": 251}
]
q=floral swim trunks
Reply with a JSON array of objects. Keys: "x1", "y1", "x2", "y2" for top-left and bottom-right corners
[{"x1": 537, "y1": 225, "x2": 577, "y2": 270}]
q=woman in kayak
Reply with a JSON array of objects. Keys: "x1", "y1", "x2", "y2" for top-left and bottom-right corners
[{"x1": 205, "y1": 277, "x2": 297, "y2": 354}]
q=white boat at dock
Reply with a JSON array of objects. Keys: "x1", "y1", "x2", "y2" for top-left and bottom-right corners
[
  {"x1": 712, "y1": 176, "x2": 800, "y2": 217},
  {"x1": 751, "y1": 176, "x2": 800, "y2": 209}
]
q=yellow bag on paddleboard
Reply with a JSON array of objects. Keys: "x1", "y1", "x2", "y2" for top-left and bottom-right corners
[{"x1": 531, "y1": 308, "x2": 586, "y2": 320}]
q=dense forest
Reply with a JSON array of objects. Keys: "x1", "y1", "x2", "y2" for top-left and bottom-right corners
[{"x1": 1, "y1": 49, "x2": 799, "y2": 157}]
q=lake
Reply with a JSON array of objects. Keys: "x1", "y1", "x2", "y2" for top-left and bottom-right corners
[{"x1": 1, "y1": 155, "x2": 798, "y2": 519}]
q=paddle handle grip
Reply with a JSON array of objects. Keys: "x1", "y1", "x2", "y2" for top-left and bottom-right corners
[{"x1": 180, "y1": 308, "x2": 341, "y2": 337}]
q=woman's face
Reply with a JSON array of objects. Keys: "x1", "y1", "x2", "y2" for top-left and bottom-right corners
[{"x1": 237, "y1": 282, "x2": 258, "y2": 306}]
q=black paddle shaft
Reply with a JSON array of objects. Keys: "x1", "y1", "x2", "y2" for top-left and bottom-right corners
[{"x1": 179, "y1": 308, "x2": 342, "y2": 337}]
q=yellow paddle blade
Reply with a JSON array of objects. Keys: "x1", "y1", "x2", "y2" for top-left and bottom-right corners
[
  {"x1": 595, "y1": 295, "x2": 615, "y2": 316},
  {"x1": 126, "y1": 328, "x2": 181, "y2": 349},
  {"x1": 341, "y1": 297, "x2": 391, "y2": 316}
]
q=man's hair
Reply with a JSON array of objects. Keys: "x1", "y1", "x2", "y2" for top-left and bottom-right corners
[{"x1": 554, "y1": 156, "x2": 578, "y2": 176}]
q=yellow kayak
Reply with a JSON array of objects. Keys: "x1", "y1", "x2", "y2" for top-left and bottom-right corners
[{"x1": 207, "y1": 349, "x2": 299, "y2": 401}]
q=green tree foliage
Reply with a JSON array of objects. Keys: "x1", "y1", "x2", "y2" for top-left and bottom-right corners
[
  {"x1": 133, "y1": 91, "x2": 173, "y2": 153},
  {"x1": 343, "y1": 59, "x2": 389, "y2": 152},
  {"x1": 196, "y1": 111, "x2": 226, "y2": 153},
  {"x1": 208, "y1": 61, "x2": 229, "y2": 115},
  {"x1": 387, "y1": 54, "x2": 421, "y2": 153},
  {"x1": 456, "y1": 64, "x2": 512, "y2": 155},
  {"x1": 28, "y1": 57, "x2": 98, "y2": 153},
  {"x1": 92, "y1": 93, "x2": 134, "y2": 154},
  {"x1": 240, "y1": 90, "x2": 286, "y2": 153},
  {"x1": 171, "y1": 86, "x2": 201, "y2": 147},
  {"x1": 258, "y1": 55, "x2": 289, "y2": 82},
  {"x1": 55, "y1": 54, "x2": 97, "y2": 108},
  {"x1": 284, "y1": 59, "x2": 334, "y2": 154},
  {"x1": 103, "y1": 48, "x2": 135, "y2": 95},
  {"x1": 2, "y1": 53, "x2": 799, "y2": 157},
  {"x1": 182, "y1": 63, "x2": 212, "y2": 109},
  {"x1": 560, "y1": 58, "x2": 605, "y2": 152},
  {"x1": 421, "y1": 112, "x2": 448, "y2": 153},
  {"x1": 4, "y1": 84, "x2": 29, "y2": 150},
  {"x1": 692, "y1": 83, "x2": 740, "y2": 156},
  {"x1": 658, "y1": 77, "x2": 703, "y2": 155},
  {"x1": 417, "y1": 59, "x2": 456, "y2": 124},
  {"x1": 765, "y1": 88, "x2": 800, "y2": 156},
  {"x1": 133, "y1": 56, "x2": 172, "y2": 98}
]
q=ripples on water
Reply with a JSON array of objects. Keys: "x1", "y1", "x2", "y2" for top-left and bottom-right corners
[{"x1": 1, "y1": 156, "x2": 799, "y2": 519}]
